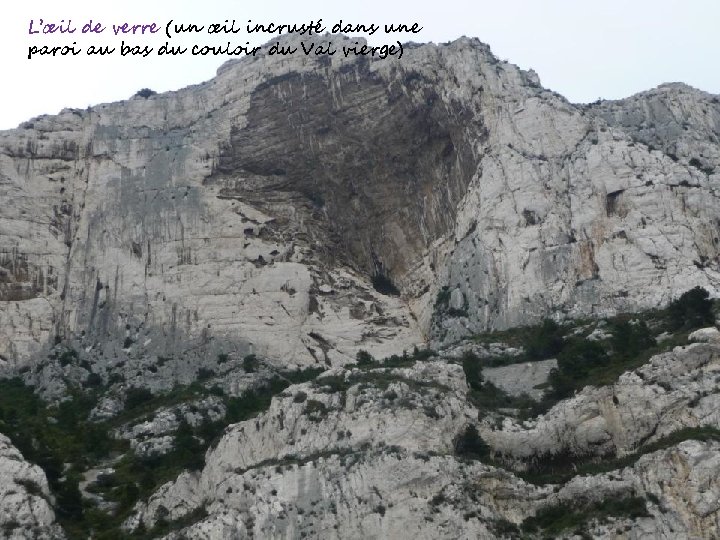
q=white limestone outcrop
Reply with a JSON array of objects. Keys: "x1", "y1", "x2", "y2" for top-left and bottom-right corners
[{"x1": 0, "y1": 434, "x2": 63, "y2": 540}]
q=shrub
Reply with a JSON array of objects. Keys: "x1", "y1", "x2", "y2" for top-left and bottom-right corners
[
  {"x1": 208, "y1": 385, "x2": 224, "y2": 396},
  {"x1": 157, "y1": 356, "x2": 170, "y2": 366},
  {"x1": 134, "y1": 88, "x2": 157, "y2": 98},
  {"x1": 242, "y1": 354, "x2": 258, "y2": 373},
  {"x1": 293, "y1": 391, "x2": 307, "y2": 403},
  {"x1": 610, "y1": 320, "x2": 653, "y2": 359},
  {"x1": 314, "y1": 375, "x2": 348, "y2": 393},
  {"x1": 461, "y1": 351, "x2": 483, "y2": 391},
  {"x1": 56, "y1": 394, "x2": 95, "y2": 430},
  {"x1": 468, "y1": 380, "x2": 524, "y2": 410},
  {"x1": 93, "y1": 473, "x2": 118, "y2": 489},
  {"x1": 382, "y1": 354, "x2": 409, "y2": 368},
  {"x1": 522, "y1": 502, "x2": 576, "y2": 534},
  {"x1": 521, "y1": 497, "x2": 649, "y2": 535},
  {"x1": 116, "y1": 480, "x2": 140, "y2": 511},
  {"x1": 224, "y1": 379, "x2": 287, "y2": 424},
  {"x1": 55, "y1": 476, "x2": 83, "y2": 520},
  {"x1": 108, "y1": 373, "x2": 124, "y2": 385},
  {"x1": 197, "y1": 367, "x2": 215, "y2": 380},
  {"x1": 435, "y1": 286, "x2": 451, "y2": 307},
  {"x1": 58, "y1": 349, "x2": 77, "y2": 366},
  {"x1": 173, "y1": 419, "x2": 204, "y2": 471},
  {"x1": 490, "y1": 519, "x2": 521, "y2": 536},
  {"x1": 83, "y1": 372, "x2": 103, "y2": 388},
  {"x1": 667, "y1": 286, "x2": 714, "y2": 331},
  {"x1": 356, "y1": 350, "x2": 375, "y2": 367},
  {"x1": 548, "y1": 368, "x2": 575, "y2": 400},
  {"x1": 17, "y1": 478, "x2": 43, "y2": 497},
  {"x1": 412, "y1": 347, "x2": 435, "y2": 361},
  {"x1": 82, "y1": 423, "x2": 113, "y2": 458},
  {"x1": 525, "y1": 319, "x2": 564, "y2": 360},
  {"x1": 124, "y1": 387, "x2": 153, "y2": 410},
  {"x1": 556, "y1": 338, "x2": 609, "y2": 380},
  {"x1": 304, "y1": 399, "x2": 328, "y2": 421},
  {"x1": 454, "y1": 425, "x2": 489, "y2": 460},
  {"x1": 284, "y1": 366, "x2": 325, "y2": 384}
]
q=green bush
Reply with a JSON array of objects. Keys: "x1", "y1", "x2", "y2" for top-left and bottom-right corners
[
  {"x1": 556, "y1": 338, "x2": 609, "y2": 380},
  {"x1": 549, "y1": 318, "x2": 655, "y2": 402},
  {"x1": 58, "y1": 349, "x2": 78, "y2": 367},
  {"x1": 521, "y1": 496, "x2": 649, "y2": 535},
  {"x1": 547, "y1": 368, "x2": 575, "y2": 400},
  {"x1": 381, "y1": 353, "x2": 411, "y2": 368},
  {"x1": 83, "y1": 373, "x2": 103, "y2": 388},
  {"x1": 668, "y1": 286, "x2": 714, "y2": 331},
  {"x1": 108, "y1": 373, "x2": 124, "y2": 385},
  {"x1": 525, "y1": 319, "x2": 564, "y2": 360},
  {"x1": 82, "y1": 424, "x2": 113, "y2": 458},
  {"x1": 490, "y1": 519, "x2": 521, "y2": 536},
  {"x1": 124, "y1": 387, "x2": 154, "y2": 410},
  {"x1": 454, "y1": 425, "x2": 489, "y2": 460},
  {"x1": 468, "y1": 381, "x2": 535, "y2": 411},
  {"x1": 461, "y1": 351, "x2": 483, "y2": 391},
  {"x1": 134, "y1": 88, "x2": 157, "y2": 98},
  {"x1": 435, "y1": 286, "x2": 451, "y2": 308},
  {"x1": 173, "y1": 420, "x2": 205, "y2": 471},
  {"x1": 356, "y1": 350, "x2": 375, "y2": 367},
  {"x1": 242, "y1": 354, "x2": 258, "y2": 373},
  {"x1": 610, "y1": 320, "x2": 653, "y2": 359},
  {"x1": 411, "y1": 347, "x2": 435, "y2": 361},
  {"x1": 55, "y1": 476, "x2": 83, "y2": 521},
  {"x1": 197, "y1": 367, "x2": 215, "y2": 380},
  {"x1": 284, "y1": 366, "x2": 325, "y2": 384},
  {"x1": 304, "y1": 399, "x2": 328, "y2": 422}
]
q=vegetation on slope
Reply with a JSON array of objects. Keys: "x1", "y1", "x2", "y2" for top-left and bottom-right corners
[
  {"x1": 521, "y1": 495, "x2": 650, "y2": 537},
  {"x1": 518, "y1": 426, "x2": 720, "y2": 486},
  {"x1": 0, "y1": 287, "x2": 715, "y2": 537},
  {"x1": 462, "y1": 287, "x2": 717, "y2": 418},
  {"x1": 0, "y1": 365, "x2": 322, "y2": 539}
]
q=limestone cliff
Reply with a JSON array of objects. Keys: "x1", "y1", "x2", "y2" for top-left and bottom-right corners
[
  {"x1": 127, "y1": 342, "x2": 720, "y2": 539},
  {"x1": 2, "y1": 35, "x2": 719, "y2": 379}
]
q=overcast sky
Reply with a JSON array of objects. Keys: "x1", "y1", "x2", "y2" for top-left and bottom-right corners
[{"x1": 2, "y1": 0, "x2": 718, "y2": 129}]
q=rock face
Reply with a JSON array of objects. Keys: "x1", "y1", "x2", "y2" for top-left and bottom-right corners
[
  {"x1": 587, "y1": 82, "x2": 720, "y2": 178},
  {"x1": 562, "y1": 440, "x2": 720, "y2": 539},
  {"x1": 434, "y1": 77, "x2": 720, "y2": 342},
  {"x1": 153, "y1": 442, "x2": 720, "y2": 540},
  {"x1": 482, "y1": 358, "x2": 556, "y2": 400},
  {"x1": 124, "y1": 352, "x2": 720, "y2": 539},
  {"x1": 0, "y1": 434, "x2": 63, "y2": 540},
  {"x1": 1, "y1": 35, "x2": 719, "y2": 377}
]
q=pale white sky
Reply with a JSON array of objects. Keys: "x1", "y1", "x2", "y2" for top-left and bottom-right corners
[{"x1": 2, "y1": 0, "x2": 718, "y2": 129}]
